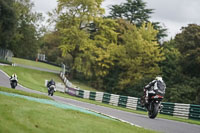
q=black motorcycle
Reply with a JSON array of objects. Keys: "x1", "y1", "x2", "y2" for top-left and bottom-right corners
[
  {"x1": 146, "y1": 93, "x2": 163, "y2": 119},
  {"x1": 141, "y1": 80, "x2": 166, "y2": 119},
  {"x1": 48, "y1": 85, "x2": 55, "y2": 96},
  {"x1": 10, "y1": 79, "x2": 17, "y2": 89}
]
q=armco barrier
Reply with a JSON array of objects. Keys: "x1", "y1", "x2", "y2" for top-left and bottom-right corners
[
  {"x1": 126, "y1": 96, "x2": 138, "y2": 110},
  {"x1": 83, "y1": 90, "x2": 90, "y2": 99},
  {"x1": 160, "y1": 102, "x2": 174, "y2": 116},
  {"x1": 95, "y1": 92, "x2": 104, "y2": 102},
  {"x1": 59, "y1": 72, "x2": 200, "y2": 120},
  {"x1": 102, "y1": 93, "x2": 111, "y2": 104},
  {"x1": 78, "y1": 90, "x2": 84, "y2": 98},
  {"x1": 118, "y1": 95, "x2": 128, "y2": 108},
  {"x1": 136, "y1": 98, "x2": 146, "y2": 111},
  {"x1": 173, "y1": 103, "x2": 190, "y2": 118},
  {"x1": 89, "y1": 92, "x2": 96, "y2": 100},
  {"x1": 189, "y1": 104, "x2": 200, "y2": 120},
  {"x1": 67, "y1": 87, "x2": 78, "y2": 96},
  {"x1": 109, "y1": 94, "x2": 119, "y2": 106}
]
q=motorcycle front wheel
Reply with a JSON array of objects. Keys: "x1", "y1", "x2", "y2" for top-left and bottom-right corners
[
  {"x1": 11, "y1": 82, "x2": 17, "y2": 89},
  {"x1": 148, "y1": 102, "x2": 159, "y2": 119}
]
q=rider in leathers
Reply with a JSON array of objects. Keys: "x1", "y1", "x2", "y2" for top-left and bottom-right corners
[
  {"x1": 47, "y1": 79, "x2": 56, "y2": 94},
  {"x1": 141, "y1": 76, "x2": 166, "y2": 107},
  {"x1": 10, "y1": 73, "x2": 18, "y2": 83}
]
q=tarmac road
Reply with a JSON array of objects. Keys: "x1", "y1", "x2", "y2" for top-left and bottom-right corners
[
  {"x1": 0, "y1": 69, "x2": 200, "y2": 133},
  {"x1": 14, "y1": 63, "x2": 61, "y2": 74}
]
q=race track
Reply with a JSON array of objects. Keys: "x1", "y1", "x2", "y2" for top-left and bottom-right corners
[{"x1": 0, "y1": 69, "x2": 200, "y2": 133}]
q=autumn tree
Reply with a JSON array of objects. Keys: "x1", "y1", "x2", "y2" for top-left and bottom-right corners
[
  {"x1": 102, "y1": 21, "x2": 165, "y2": 95},
  {"x1": 50, "y1": 0, "x2": 122, "y2": 90},
  {"x1": 119, "y1": 23, "x2": 164, "y2": 88}
]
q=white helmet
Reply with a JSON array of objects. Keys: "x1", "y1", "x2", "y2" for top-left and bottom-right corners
[{"x1": 155, "y1": 76, "x2": 162, "y2": 81}]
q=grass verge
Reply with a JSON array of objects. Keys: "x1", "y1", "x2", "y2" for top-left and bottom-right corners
[
  {"x1": 70, "y1": 79, "x2": 103, "y2": 92},
  {"x1": 0, "y1": 66, "x2": 63, "y2": 93},
  {"x1": 0, "y1": 59, "x2": 12, "y2": 65},
  {"x1": 9, "y1": 58, "x2": 99, "y2": 91},
  {"x1": 0, "y1": 93, "x2": 157, "y2": 133},
  {"x1": 0, "y1": 86, "x2": 52, "y2": 100},
  {"x1": 12, "y1": 57, "x2": 61, "y2": 71}
]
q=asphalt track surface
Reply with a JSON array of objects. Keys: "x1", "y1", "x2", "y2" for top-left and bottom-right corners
[
  {"x1": 0, "y1": 69, "x2": 200, "y2": 133},
  {"x1": 14, "y1": 64, "x2": 60, "y2": 74}
]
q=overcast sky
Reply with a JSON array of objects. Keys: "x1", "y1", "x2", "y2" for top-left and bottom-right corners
[{"x1": 32, "y1": 0, "x2": 200, "y2": 40}]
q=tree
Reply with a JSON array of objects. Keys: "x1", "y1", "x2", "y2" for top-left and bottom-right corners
[
  {"x1": 53, "y1": 0, "x2": 105, "y2": 30},
  {"x1": 40, "y1": 31, "x2": 65, "y2": 64},
  {"x1": 109, "y1": 0, "x2": 153, "y2": 26},
  {"x1": 174, "y1": 24, "x2": 200, "y2": 77},
  {"x1": 55, "y1": 0, "x2": 112, "y2": 79},
  {"x1": 117, "y1": 23, "x2": 165, "y2": 91},
  {"x1": 108, "y1": 0, "x2": 167, "y2": 42},
  {"x1": 161, "y1": 40, "x2": 182, "y2": 86},
  {"x1": 158, "y1": 24, "x2": 200, "y2": 104},
  {"x1": 10, "y1": 0, "x2": 44, "y2": 59},
  {"x1": 59, "y1": 26, "x2": 94, "y2": 77},
  {"x1": 88, "y1": 18, "x2": 120, "y2": 89},
  {"x1": 59, "y1": 18, "x2": 120, "y2": 85},
  {"x1": 0, "y1": 0, "x2": 16, "y2": 49}
]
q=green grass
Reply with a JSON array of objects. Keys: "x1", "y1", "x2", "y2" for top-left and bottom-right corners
[
  {"x1": 0, "y1": 86, "x2": 52, "y2": 100},
  {"x1": 0, "y1": 94, "x2": 157, "y2": 133},
  {"x1": 12, "y1": 57, "x2": 62, "y2": 71},
  {"x1": 70, "y1": 79, "x2": 103, "y2": 92},
  {"x1": 0, "y1": 65, "x2": 63, "y2": 93},
  {"x1": 1, "y1": 65, "x2": 200, "y2": 126},
  {"x1": 0, "y1": 59, "x2": 12, "y2": 65},
  {"x1": 11, "y1": 58, "x2": 99, "y2": 91}
]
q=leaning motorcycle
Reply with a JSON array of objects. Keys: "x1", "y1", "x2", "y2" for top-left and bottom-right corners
[
  {"x1": 10, "y1": 79, "x2": 17, "y2": 89},
  {"x1": 48, "y1": 85, "x2": 55, "y2": 96},
  {"x1": 143, "y1": 88, "x2": 165, "y2": 119}
]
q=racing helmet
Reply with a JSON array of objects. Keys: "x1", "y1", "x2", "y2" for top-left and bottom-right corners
[{"x1": 155, "y1": 76, "x2": 163, "y2": 81}]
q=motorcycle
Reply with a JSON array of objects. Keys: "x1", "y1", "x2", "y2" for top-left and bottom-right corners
[
  {"x1": 10, "y1": 79, "x2": 17, "y2": 89},
  {"x1": 48, "y1": 85, "x2": 55, "y2": 96},
  {"x1": 146, "y1": 92, "x2": 163, "y2": 119},
  {"x1": 142, "y1": 88, "x2": 164, "y2": 119}
]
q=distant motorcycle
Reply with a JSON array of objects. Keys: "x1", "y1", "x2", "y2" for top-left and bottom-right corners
[
  {"x1": 48, "y1": 85, "x2": 55, "y2": 96},
  {"x1": 10, "y1": 79, "x2": 17, "y2": 89}
]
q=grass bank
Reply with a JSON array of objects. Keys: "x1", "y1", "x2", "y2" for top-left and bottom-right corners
[
  {"x1": 0, "y1": 86, "x2": 51, "y2": 100},
  {"x1": 70, "y1": 79, "x2": 103, "y2": 92},
  {"x1": 0, "y1": 65, "x2": 63, "y2": 93},
  {"x1": 12, "y1": 57, "x2": 61, "y2": 71},
  {"x1": 0, "y1": 93, "x2": 156, "y2": 133}
]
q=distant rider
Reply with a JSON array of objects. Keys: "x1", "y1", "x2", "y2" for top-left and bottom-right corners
[
  {"x1": 10, "y1": 73, "x2": 18, "y2": 83},
  {"x1": 47, "y1": 79, "x2": 56, "y2": 91},
  {"x1": 141, "y1": 76, "x2": 166, "y2": 107}
]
